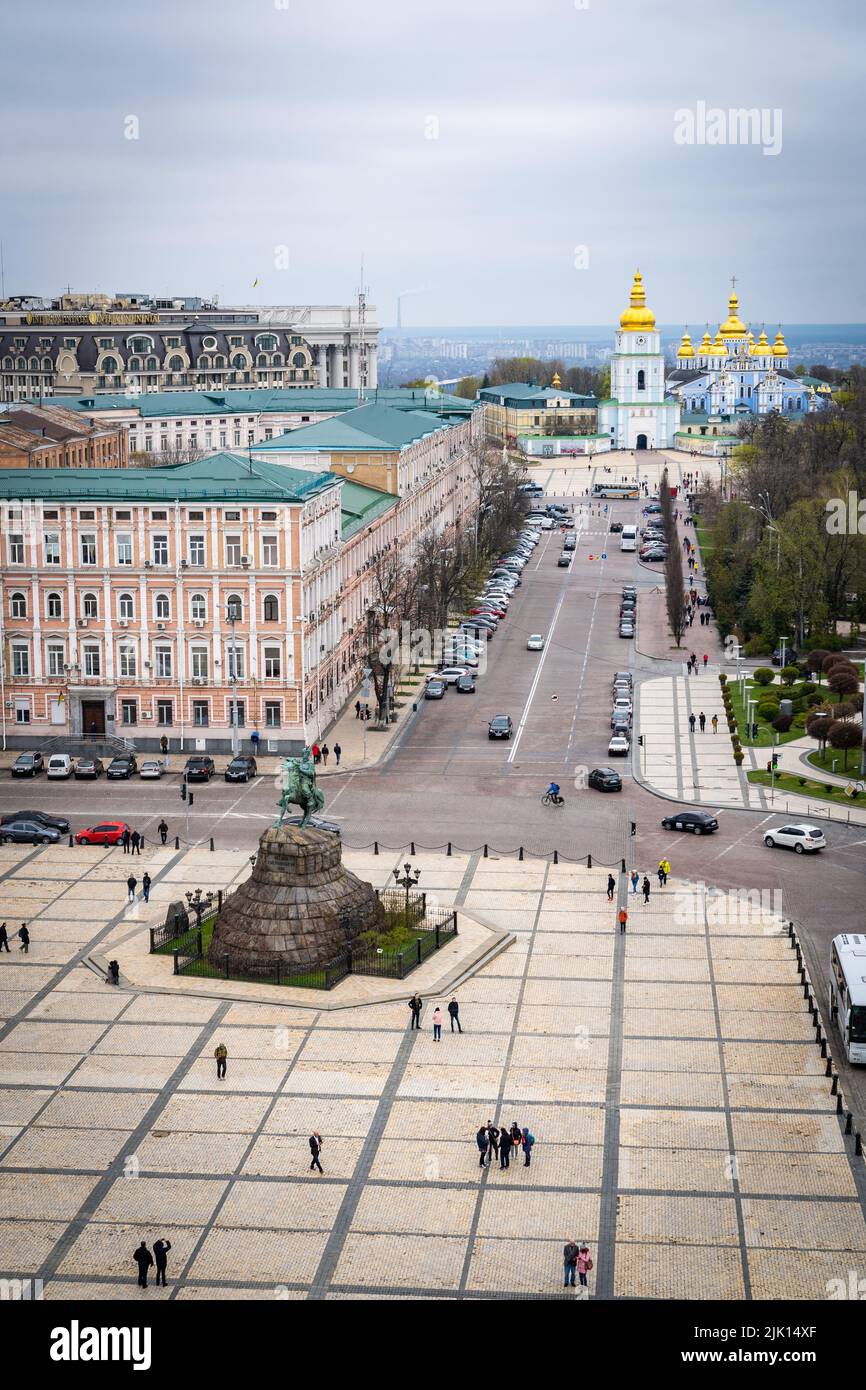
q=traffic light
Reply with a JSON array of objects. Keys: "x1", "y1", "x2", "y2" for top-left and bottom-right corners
[
  {"x1": 188, "y1": 792, "x2": 194, "y2": 808},
  {"x1": 638, "y1": 735, "x2": 644, "y2": 747},
  {"x1": 180, "y1": 781, "x2": 187, "y2": 801},
  {"x1": 630, "y1": 821, "x2": 637, "y2": 837},
  {"x1": 772, "y1": 754, "x2": 779, "y2": 770}
]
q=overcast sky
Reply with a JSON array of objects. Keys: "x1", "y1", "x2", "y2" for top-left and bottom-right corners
[{"x1": 3, "y1": 0, "x2": 863, "y2": 326}]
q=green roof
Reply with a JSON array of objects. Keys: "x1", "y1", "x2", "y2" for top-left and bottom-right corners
[
  {"x1": 478, "y1": 383, "x2": 595, "y2": 407},
  {"x1": 51, "y1": 386, "x2": 475, "y2": 420},
  {"x1": 339, "y1": 480, "x2": 398, "y2": 539},
  {"x1": 251, "y1": 403, "x2": 456, "y2": 455},
  {"x1": 0, "y1": 451, "x2": 338, "y2": 504}
]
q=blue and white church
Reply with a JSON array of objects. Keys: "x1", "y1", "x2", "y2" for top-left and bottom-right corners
[{"x1": 598, "y1": 272, "x2": 681, "y2": 450}]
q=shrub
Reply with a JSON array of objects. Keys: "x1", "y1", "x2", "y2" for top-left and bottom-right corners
[
  {"x1": 798, "y1": 777, "x2": 807, "y2": 786},
  {"x1": 718, "y1": 673, "x2": 727, "y2": 685},
  {"x1": 828, "y1": 670, "x2": 859, "y2": 697},
  {"x1": 753, "y1": 668, "x2": 775, "y2": 686},
  {"x1": 744, "y1": 636, "x2": 768, "y2": 657},
  {"x1": 798, "y1": 681, "x2": 817, "y2": 698},
  {"x1": 734, "y1": 750, "x2": 744, "y2": 765},
  {"x1": 757, "y1": 701, "x2": 780, "y2": 721},
  {"x1": 780, "y1": 665, "x2": 800, "y2": 686},
  {"x1": 806, "y1": 648, "x2": 830, "y2": 677},
  {"x1": 807, "y1": 692, "x2": 826, "y2": 707},
  {"x1": 772, "y1": 713, "x2": 793, "y2": 732}
]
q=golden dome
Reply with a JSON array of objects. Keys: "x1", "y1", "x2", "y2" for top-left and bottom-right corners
[
  {"x1": 817, "y1": 381, "x2": 832, "y2": 394},
  {"x1": 619, "y1": 270, "x2": 656, "y2": 331},
  {"x1": 551, "y1": 370, "x2": 561, "y2": 387},
  {"x1": 698, "y1": 329, "x2": 712, "y2": 356},
  {"x1": 719, "y1": 290, "x2": 747, "y2": 339},
  {"x1": 773, "y1": 329, "x2": 788, "y2": 357},
  {"x1": 711, "y1": 331, "x2": 727, "y2": 357},
  {"x1": 677, "y1": 329, "x2": 695, "y2": 359},
  {"x1": 752, "y1": 330, "x2": 770, "y2": 356}
]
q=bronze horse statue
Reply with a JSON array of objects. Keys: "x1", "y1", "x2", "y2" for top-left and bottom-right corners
[{"x1": 275, "y1": 745, "x2": 325, "y2": 828}]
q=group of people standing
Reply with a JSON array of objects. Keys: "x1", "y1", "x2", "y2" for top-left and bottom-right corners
[
  {"x1": 133, "y1": 1238, "x2": 171, "y2": 1288},
  {"x1": 311, "y1": 742, "x2": 341, "y2": 766},
  {"x1": 685, "y1": 652, "x2": 709, "y2": 675},
  {"x1": 476, "y1": 1121, "x2": 535, "y2": 1169},
  {"x1": 120, "y1": 827, "x2": 143, "y2": 854},
  {"x1": 408, "y1": 994, "x2": 461, "y2": 1034}
]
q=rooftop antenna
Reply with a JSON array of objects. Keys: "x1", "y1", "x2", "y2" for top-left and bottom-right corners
[{"x1": 356, "y1": 257, "x2": 369, "y2": 406}]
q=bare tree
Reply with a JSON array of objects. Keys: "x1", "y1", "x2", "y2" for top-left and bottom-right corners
[
  {"x1": 665, "y1": 543, "x2": 689, "y2": 648},
  {"x1": 467, "y1": 442, "x2": 530, "y2": 559}
]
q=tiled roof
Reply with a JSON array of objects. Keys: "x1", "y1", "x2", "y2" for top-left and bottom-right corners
[{"x1": 251, "y1": 403, "x2": 456, "y2": 454}]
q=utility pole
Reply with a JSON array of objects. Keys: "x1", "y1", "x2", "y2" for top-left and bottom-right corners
[{"x1": 227, "y1": 602, "x2": 239, "y2": 756}]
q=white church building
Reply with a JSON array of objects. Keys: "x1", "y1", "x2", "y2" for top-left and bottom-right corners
[{"x1": 598, "y1": 271, "x2": 681, "y2": 450}]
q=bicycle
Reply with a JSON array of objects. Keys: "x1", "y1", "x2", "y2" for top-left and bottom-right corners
[{"x1": 541, "y1": 791, "x2": 565, "y2": 807}]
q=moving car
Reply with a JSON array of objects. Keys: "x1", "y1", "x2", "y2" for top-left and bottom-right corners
[
  {"x1": 139, "y1": 760, "x2": 163, "y2": 779},
  {"x1": 184, "y1": 755, "x2": 216, "y2": 783},
  {"x1": 0, "y1": 818, "x2": 61, "y2": 846},
  {"x1": 763, "y1": 823, "x2": 825, "y2": 853},
  {"x1": 610, "y1": 716, "x2": 631, "y2": 740},
  {"x1": 488, "y1": 715, "x2": 513, "y2": 740},
  {"x1": 557, "y1": 553, "x2": 571, "y2": 567},
  {"x1": 613, "y1": 670, "x2": 632, "y2": 687},
  {"x1": 563, "y1": 533, "x2": 576, "y2": 551},
  {"x1": 11, "y1": 752, "x2": 44, "y2": 778},
  {"x1": 75, "y1": 756, "x2": 104, "y2": 779},
  {"x1": 640, "y1": 547, "x2": 667, "y2": 562},
  {"x1": 106, "y1": 754, "x2": 138, "y2": 779},
  {"x1": 539, "y1": 517, "x2": 555, "y2": 530},
  {"x1": 526, "y1": 634, "x2": 545, "y2": 651},
  {"x1": 455, "y1": 673, "x2": 476, "y2": 693},
  {"x1": 1, "y1": 809, "x2": 70, "y2": 835},
  {"x1": 225, "y1": 755, "x2": 257, "y2": 783},
  {"x1": 609, "y1": 521, "x2": 623, "y2": 533},
  {"x1": 661, "y1": 810, "x2": 719, "y2": 835},
  {"x1": 424, "y1": 678, "x2": 446, "y2": 700},
  {"x1": 75, "y1": 820, "x2": 131, "y2": 846},
  {"x1": 608, "y1": 734, "x2": 630, "y2": 756},
  {"x1": 47, "y1": 754, "x2": 74, "y2": 780},
  {"x1": 588, "y1": 766, "x2": 622, "y2": 792}
]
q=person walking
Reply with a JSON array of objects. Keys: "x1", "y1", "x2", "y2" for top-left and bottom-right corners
[
  {"x1": 157, "y1": 819, "x2": 168, "y2": 846},
  {"x1": 698, "y1": 711, "x2": 706, "y2": 733},
  {"x1": 642, "y1": 875, "x2": 651, "y2": 904},
  {"x1": 133, "y1": 1241, "x2": 153, "y2": 1289},
  {"x1": 408, "y1": 993, "x2": 422, "y2": 1029},
  {"x1": 690, "y1": 652, "x2": 697, "y2": 671},
  {"x1": 711, "y1": 714, "x2": 718, "y2": 734},
  {"x1": 577, "y1": 1244, "x2": 593, "y2": 1288},
  {"x1": 688, "y1": 712, "x2": 696, "y2": 733},
  {"x1": 321, "y1": 744, "x2": 329, "y2": 767},
  {"x1": 476, "y1": 1125, "x2": 489, "y2": 1169},
  {"x1": 606, "y1": 873, "x2": 616, "y2": 902},
  {"x1": 448, "y1": 997, "x2": 462, "y2": 1032},
  {"x1": 250, "y1": 728, "x2": 260, "y2": 755},
  {"x1": 312, "y1": 742, "x2": 321, "y2": 764},
  {"x1": 630, "y1": 870, "x2": 639, "y2": 895},
  {"x1": 660, "y1": 858, "x2": 670, "y2": 885},
  {"x1": 432, "y1": 1005, "x2": 442, "y2": 1041},
  {"x1": 702, "y1": 653, "x2": 708, "y2": 669},
  {"x1": 126, "y1": 875, "x2": 137, "y2": 904},
  {"x1": 214, "y1": 1041, "x2": 227, "y2": 1079},
  {"x1": 122, "y1": 827, "x2": 131, "y2": 854},
  {"x1": 563, "y1": 1239, "x2": 579, "y2": 1288},
  {"x1": 17, "y1": 924, "x2": 30, "y2": 954},
  {"x1": 334, "y1": 742, "x2": 342, "y2": 766},
  {"x1": 153, "y1": 1238, "x2": 171, "y2": 1287},
  {"x1": 141, "y1": 872, "x2": 152, "y2": 904},
  {"x1": 106, "y1": 959, "x2": 120, "y2": 986},
  {"x1": 309, "y1": 1131, "x2": 323, "y2": 1174},
  {"x1": 499, "y1": 1126, "x2": 512, "y2": 1170},
  {"x1": 355, "y1": 700, "x2": 361, "y2": 719},
  {"x1": 0, "y1": 923, "x2": 9, "y2": 954},
  {"x1": 521, "y1": 1127, "x2": 535, "y2": 1168},
  {"x1": 657, "y1": 862, "x2": 666, "y2": 889},
  {"x1": 487, "y1": 1121, "x2": 500, "y2": 1165},
  {"x1": 618, "y1": 907, "x2": 628, "y2": 934}
]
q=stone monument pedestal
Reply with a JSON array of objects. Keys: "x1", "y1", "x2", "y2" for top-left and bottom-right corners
[{"x1": 206, "y1": 824, "x2": 385, "y2": 974}]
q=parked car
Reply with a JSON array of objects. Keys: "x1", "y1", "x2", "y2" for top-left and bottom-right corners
[
  {"x1": 557, "y1": 553, "x2": 572, "y2": 567},
  {"x1": 455, "y1": 674, "x2": 476, "y2": 693},
  {"x1": 74, "y1": 757, "x2": 104, "y2": 779},
  {"x1": 588, "y1": 766, "x2": 622, "y2": 792},
  {"x1": 184, "y1": 756, "x2": 216, "y2": 783},
  {"x1": 608, "y1": 734, "x2": 630, "y2": 757},
  {"x1": 138, "y1": 760, "x2": 163, "y2": 779},
  {"x1": 46, "y1": 754, "x2": 74, "y2": 779},
  {"x1": 459, "y1": 623, "x2": 493, "y2": 641},
  {"x1": 772, "y1": 647, "x2": 799, "y2": 666},
  {"x1": 640, "y1": 548, "x2": 667, "y2": 562},
  {"x1": 661, "y1": 810, "x2": 720, "y2": 835},
  {"x1": 613, "y1": 671, "x2": 632, "y2": 687},
  {"x1": 10, "y1": 752, "x2": 44, "y2": 778},
  {"x1": 430, "y1": 668, "x2": 469, "y2": 686},
  {"x1": 106, "y1": 755, "x2": 137, "y2": 779},
  {"x1": 1, "y1": 809, "x2": 70, "y2": 835},
  {"x1": 610, "y1": 716, "x2": 631, "y2": 740},
  {"x1": 563, "y1": 533, "x2": 576, "y2": 551},
  {"x1": 763, "y1": 823, "x2": 825, "y2": 853},
  {"x1": 526, "y1": 634, "x2": 545, "y2": 651},
  {"x1": 0, "y1": 818, "x2": 61, "y2": 846},
  {"x1": 468, "y1": 605, "x2": 506, "y2": 619},
  {"x1": 225, "y1": 755, "x2": 258, "y2": 782},
  {"x1": 619, "y1": 621, "x2": 635, "y2": 638},
  {"x1": 488, "y1": 715, "x2": 513, "y2": 740},
  {"x1": 425, "y1": 678, "x2": 446, "y2": 700},
  {"x1": 75, "y1": 820, "x2": 131, "y2": 846}
]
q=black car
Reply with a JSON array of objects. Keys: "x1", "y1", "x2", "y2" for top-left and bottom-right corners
[
  {"x1": 0, "y1": 818, "x2": 61, "y2": 845},
  {"x1": 106, "y1": 755, "x2": 137, "y2": 779},
  {"x1": 563, "y1": 534, "x2": 576, "y2": 551},
  {"x1": 610, "y1": 716, "x2": 631, "y2": 739},
  {"x1": 455, "y1": 674, "x2": 476, "y2": 693},
  {"x1": 609, "y1": 521, "x2": 623, "y2": 533},
  {"x1": 772, "y1": 647, "x2": 798, "y2": 666},
  {"x1": 588, "y1": 767, "x2": 622, "y2": 792},
  {"x1": 74, "y1": 757, "x2": 104, "y2": 779},
  {"x1": 641, "y1": 548, "x2": 667, "y2": 562},
  {"x1": 621, "y1": 586, "x2": 636, "y2": 599},
  {"x1": 1, "y1": 808, "x2": 70, "y2": 835},
  {"x1": 425, "y1": 679, "x2": 446, "y2": 700},
  {"x1": 557, "y1": 552, "x2": 571, "y2": 567},
  {"x1": 661, "y1": 810, "x2": 719, "y2": 835},
  {"x1": 225, "y1": 755, "x2": 257, "y2": 783},
  {"x1": 10, "y1": 752, "x2": 44, "y2": 778},
  {"x1": 488, "y1": 715, "x2": 513, "y2": 740},
  {"x1": 184, "y1": 756, "x2": 216, "y2": 782}
]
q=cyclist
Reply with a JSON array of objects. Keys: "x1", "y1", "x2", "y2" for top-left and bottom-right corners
[{"x1": 545, "y1": 781, "x2": 563, "y2": 806}]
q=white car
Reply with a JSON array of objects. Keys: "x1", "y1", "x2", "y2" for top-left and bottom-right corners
[
  {"x1": 608, "y1": 734, "x2": 630, "y2": 757},
  {"x1": 540, "y1": 517, "x2": 555, "y2": 530},
  {"x1": 429, "y1": 667, "x2": 469, "y2": 686},
  {"x1": 764, "y1": 824, "x2": 826, "y2": 854},
  {"x1": 526, "y1": 634, "x2": 545, "y2": 651},
  {"x1": 139, "y1": 760, "x2": 163, "y2": 779}
]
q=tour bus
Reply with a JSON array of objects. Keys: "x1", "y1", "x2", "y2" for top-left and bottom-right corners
[
  {"x1": 620, "y1": 525, "x2": 638, "y2": 552},
  {"x1": 591, "y1": 482, "x2": 640, "y2": 500},
  {"x1": 829, "y1": 934, "x2": 866, "y2": 1064}
]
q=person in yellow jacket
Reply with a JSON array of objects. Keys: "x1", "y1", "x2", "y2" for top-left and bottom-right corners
[{"x1": 214, "y1": 1041, "x2": 228, "y2": 1079}]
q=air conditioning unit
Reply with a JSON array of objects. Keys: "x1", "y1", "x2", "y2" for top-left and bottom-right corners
[
  {"x1": 144, "y1": 660, "x2": 152, "y2": 668},
  {"x1": 142, "y1": 711, "x2": 153, "y2": 719},
  {"x1": 156, "y1": 622, "x2": 166, "y2": 630},
  {"x1": 192, "y1": 677, "x2": 203, "y2": 686},
  {"x1": 118, "y1": 618, "x2": 129, "y2": 628},
  {"x1": 241, "y1": 556, "x2": 250, "y2": 566},
  {"x1": 77, "y1": 618, "x2": 88, "y2": 628},
  {"x1": 180, "y1": 559, "x2": 188, "y2": 569},
  {"x1": 194, "y1": 619, "x2": 205, "y2": 628},
  {"x1": 144, "y1": 561, "x2": 153, "y2": 568}
]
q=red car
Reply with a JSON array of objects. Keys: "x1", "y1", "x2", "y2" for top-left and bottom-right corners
[
  {"x1": 467, "y1": 605, "x2": 506, "y2": 618},
  {"x1": 75, "y1": 820, "x2": 131, "y2": 846}
]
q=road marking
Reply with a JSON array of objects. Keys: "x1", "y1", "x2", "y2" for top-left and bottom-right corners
[{"x1": 712, "y1": 813, "x2": 774, "y2": 859}]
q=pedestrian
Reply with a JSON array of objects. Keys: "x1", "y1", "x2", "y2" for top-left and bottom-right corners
[
  {"x1": 312, "y1": 742, "x2": 321, "y2": 764},
  {"x1": 321, "y1": 744, "x2": 329, "y2": 767},
  {"x1": 309, "y1": 1131, "x2": 323, "y2": 1174},
  {"x1": 153, "y1": 1238, "x2": 171, "y2": 1287},
  {"x1": 657, "y1": 862, "x2": 665, "y2": 888},
  {"x1": 521, "y1": 1127, "x2": 535, "y2": 1168},
  {"x1": 510, "y1": 1121, "x2": 522, "y2": 1160},
  {"x1": 251, "y1": 728, "x2": 260, "y2": 754},
  {"x1": 688, "y1": 610, "x2": 695, "y2": 626},
  {"x1": 563, "y1": 1239, "x2": 579, "y2": 1288},
  {"x1": 364, "y1": 704, "x2": 371, "y2": 721},
  {"x1": 17, "y1": 924, "x2": 29, "y2": 954},
  {"x1": 498, "y1": 1125, "x2": 511, "y2": 1169},
  {"x1": 476, "y1": 1125, "x2": 489, "y2": 1168},
  {"x1": 630, "y1": 870, "x2": 639, "y2": 895},
  {"x1": 214, "y1": 1041, "x2": 227, "y2": 1079},
  {"x1": 0, "y1": 923, "x2": 8, "y2": 954},
  {"x1": 688, "y1": 712, "x2": 696, "y2": 733},
  {"x1": 106, "y1": 959, "x2": 120, "y2": 986},
  {"x1": 334, "y1": 742, "x2": 342, "y2": 766},
  {"x1": 141, "y1": 872, "x2": 152, "y2": 904},
  {"x1": 487, "y1": 1121, "x2": 500, "y2": 1165},
  {"x1": 690, "y1": 652, "x2": 697, "y2": 670},
  {"x1": 606, "y1": 873, "x2": 616, "y2": 902},
  {"x1": 661, "y1": 858, "x2": 670, "y2": 884},
  {"x1": 618, "y1": 907, "x2": 628, "y2": 934},
  {"x1": 122, "y1": 827, "x2": 131, "y2": 854},
  {"x1": 408, "y1": 993, "x2": 422, "y2": 1030},
  {"x1": 577, "y1": 1244, "x2": 593, "y2": 1288},
  {"x1": 126, "y1": 874, "x2": 137, "y2": 904},
  {"x1": 711, "y1": 714, "x2": 718, "y2": 734},
  {"x1": 702, "y1": 653, "x2": 708, "y2": 669},
  {"x1": 133, "y1": 1241, "x2": 153, "y2": 1289},
  {"x1": 432, "y1": 1005, "x2": 442, "y2": 1041},
  {"x1": 699, "y1": 711, "x2": 706, "y2": 733},
  {"x1": 642, "y1": 875, "x2": 651, "y2": 903},
  {"x1": 448, "y1": 997, "x2": 462, "y2": 1032},
  {"x1": 131, "y1": 829, "x2": 141, "y2": 855},
  {"x1": 355, "y1": 700, "x2": 361, "y2": 719},
  {"x1": 157, "y1": 819, "x2": 168, "y2": 845},
  {"x1": 160, "y1": 734, "x2": 169, "y2": 756}
]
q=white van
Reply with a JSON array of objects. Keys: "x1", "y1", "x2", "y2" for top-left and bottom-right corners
[
  {"x1": 47, "y1": 754, "x2": 73, "y2": 779},
  {"x1": 620, "y1": 525, "x2": 638, "y2": 552}
]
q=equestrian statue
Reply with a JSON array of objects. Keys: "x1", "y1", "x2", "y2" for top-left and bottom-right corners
[{"x1": 275, "y1": 745, "x2": 326, "y2": 828}]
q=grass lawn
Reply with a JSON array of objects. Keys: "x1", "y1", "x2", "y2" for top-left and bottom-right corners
[
  {"x1": 693, "y1": 515, "x2": 714, "y2": 559},
  {"x1": 806, "y1": 747, "x2": 865, "y2": 777},
  {"x1": 748, "y1": 769, "x2": 865, "y2": 807},
  {"x1": 726, "y1": 677, "x2": 807, "y2": 748}
]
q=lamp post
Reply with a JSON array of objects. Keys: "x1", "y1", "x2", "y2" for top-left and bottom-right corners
[
  {"x1": 227, "y1": 601, "x2": 239, "y2": 756},
  {"x1": 393, "y1": 860, "x2": 421, "y2": 921}
]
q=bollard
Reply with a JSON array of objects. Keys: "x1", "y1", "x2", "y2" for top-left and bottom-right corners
[
  {"x1": 410, "y1": 842, "x2": 416, "y2": 855},
  {"x1": 802, "y1": 982, "x2": 810, "y2": 999},
  {"x1": 223, "y1": 952, "x2": 230, "y2": 980},
  {"x1": 831, "y1": 1074, "x2": 839, "y2": 1095},
  {"x1": 173, "y1": 950, "x2": 179, "y2": 976},
  {"x1": 518, "y1": 846, "x2": 524, "y2": 861},
  {"x1": 825, "y1": 1057, "x2": 832, "y2": 1076},
  {"x1": 68, "y1": 834, "x2": 73, "y2": 847},
  {"x1": 857, "y1": 1133, "x2": 863, "y2": 1157},
  {"x1": 174, "y1": 835, "x2": 180, "y2": 850},
  {"x1": 836, "y1": 1094, "x2": 843, "y2": 1113},
  {"x1": 587, "y1": 854, "x2": 592, "y2": 869},
  {"x1": 447, "y1": 842, "x2": 452, "y2": 857},
  {"x1": 218, "y1": 889, "x2": 223, "y2": 911},
  {"x1": 621, "y1": 857, "x2": 626, "y2": 873},
  {"x1": 815, "y1": 1025, "x2": 822, "y2": 1042},
  {"x1": 209, "y1": 837, "x2": 215, "y2": 852},
  {"x1": 483, "y1": 844, "x2": 488, "y2": 858},
  {"x1": 374, "y1": 841, "x2": 379, "y2": 855},
  {"x1": 846, "y1": 1112, "x2": 853, "y2": 1135},
  {"x1": 820, "y1": 1039, "x2": 827, "y2": 1058},
  {"x1": 553, "y1": 850, "x2": 559, "y2": 864}
]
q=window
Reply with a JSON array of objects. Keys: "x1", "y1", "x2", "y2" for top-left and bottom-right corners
[
  {"x1": 116, "y1": 533, "x2": 133, "y2": 565},
  {"x1": 118, "y1": 645, "x2": 137, "y2": 677},
  {"x1": 83, "y1": 645, "x2": 101, "y2": 677},
  {"x1": 118, "y1": 592, "x2": 134, "y2": 620},
  {"x1": 229, "y1": 698, "x2": 246, "y2": 727},
  {"x1": 44, "y1": 531, "x2": 61, "y2": 564},
  {"x1": 156, "y1": 699, "x2": 173, "y2": 726},
  {"x1": 9, "y1": 533, "x2": 24, "y2": 564},
  {"x1": 225, "y1": 534, "x2": 242, "y2": 565},
  {"x1": 263, "y1": 594, "x2": 279, "y2": 621},
  {"x1": 190, "y1": 647, "x2": 209, "y2": 679},
  {"x1": 226, "y1": 594, "x2": 242, "y2": 621},
  {"x1": 15, "y1": 701, "x2": 31, "y2": 725},
  {"x1": 155, "y1": 646, "x2": 173, "y2": 678},
  {"x1": 155, "y1": 593, "x2": 170, "y2": 620},
  {"x1": 10, "y1": 591, "x2": 27, "y2": 619},
  {"x1": 80, "y1": 533, "x2": 97, "y2": 565},
  {"x1": 226, "y1": 510, "x2": 241, "y2": 521},
  {"x1": 227, "y1": 645, "x2": 245, "y2": 680},
  {"x1": 262, "y1": 535, "x2": 278, "y2": 567},
  {"x1": 82, "y1": 592, "x2": 98, "y2": 619},
  {"x1": 637, "y1": 369, "x2": 646, "y2": 391},
  {"x1": 46, "y1": 644, "x2": 64, "y2": 677},
  {"x1": 192, "y1": 699, "x2": 209, "y2": 727},
  {"x1": 152, "y1": 534, "x2": 169, "y2": 565},
  {"x1": 263, "y1": 646, "x2": 281, "y2": 678},
  {"x1": 11, "y1": 645, "x2": 29, "y2": 677},
  {"x1": 46, "y1": 592, "x2": 63, "y2": 619},
  {"x1": 121, "y1": 699, "x2": 138, "y2": 725},
  {"x1": 190, "y1": 593, "x2": 207, "y2": 621},
  {"x1": 264, "y1": 700, "x2": 281, "y2": 728},
  {"x1": 189, "y1": 534, "x2": 205, "y2": 566},
  {"x1": 151, "y1": 510, "x2": 168, "y2": 521}
]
